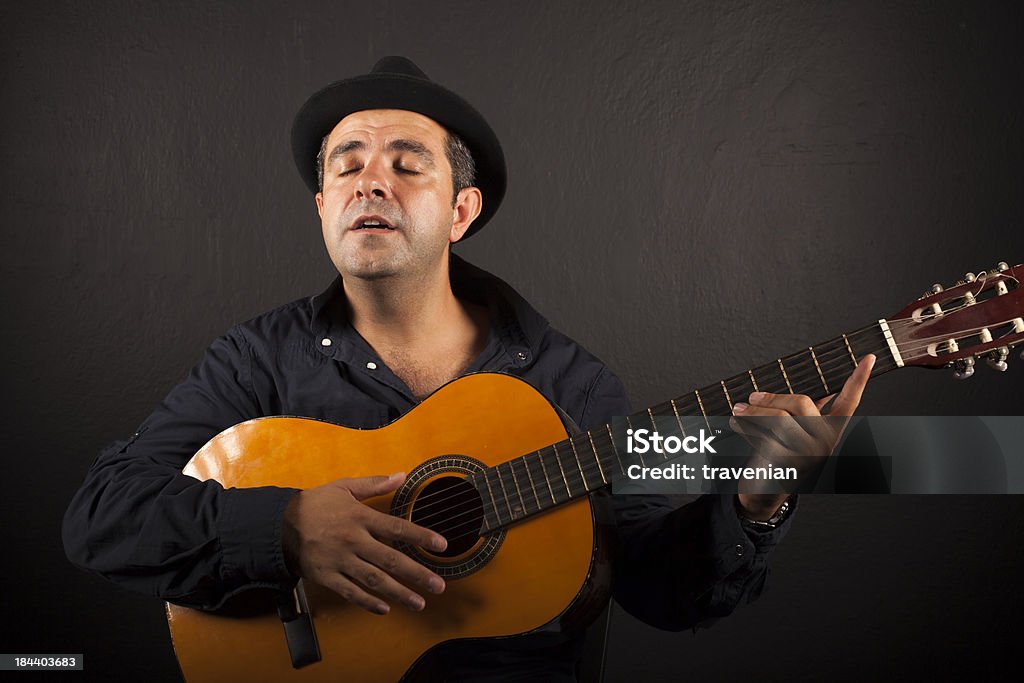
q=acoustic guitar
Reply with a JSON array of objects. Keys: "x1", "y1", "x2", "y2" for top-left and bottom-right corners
[{"x1": 167, "y1": 262, "x2": 1023, "y2": 682}]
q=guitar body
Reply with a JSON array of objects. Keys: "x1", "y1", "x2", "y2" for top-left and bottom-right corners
[{"x1": 166, "y1": 372, "x2": 608, "y2": 682}]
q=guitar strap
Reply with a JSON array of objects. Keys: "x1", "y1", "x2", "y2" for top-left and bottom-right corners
[{"x1": 276, "y1": 579, "x2": 321, "y2": 669}]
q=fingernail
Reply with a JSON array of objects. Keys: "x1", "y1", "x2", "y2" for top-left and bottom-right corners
[
  {"x1": 750, "y1": 392, "x2": 766, "y2": 403},
  {"x1": 733, "y1": 403, "x2": 748, "y2": 413},
  {"x1": 407, "y1": 595, "x2": 425, "y2": 611},
  {"x1": 432, "y1": 536, "x2": 447, "y2": 552},
  {"x1": 389, "y1": 472, "x2": 406, "y2": 481},
  {"x1": 376, "y1": 603, "x2": 390, "y2": 615},
  {"x1": 428, "y1": 577, "x2": 445, "y2": 594}
]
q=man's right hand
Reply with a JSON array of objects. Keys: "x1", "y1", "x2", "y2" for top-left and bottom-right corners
[{"x1": 281, "y1": 472, "x2": 447, "y2": 615}]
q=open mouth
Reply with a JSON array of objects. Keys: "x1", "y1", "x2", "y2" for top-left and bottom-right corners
[{"x1": 351, "y1": 216, "x2": 396, "y2": 231}]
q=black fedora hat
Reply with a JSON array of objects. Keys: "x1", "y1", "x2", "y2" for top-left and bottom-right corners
[{"x1": 290, "y1": 56, "x2": 506, "y2": 240}]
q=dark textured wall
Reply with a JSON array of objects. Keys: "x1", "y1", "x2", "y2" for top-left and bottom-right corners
[{"x1": 3, "y1": 1, "x2": 1023, "y2": 681}]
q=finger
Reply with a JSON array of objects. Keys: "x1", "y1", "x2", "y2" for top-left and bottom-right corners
[
  {"x1": 747, "y1": 392, "x2": 820, "y2": 417},
  {"x1": 744, "y1": 394, "x2": 837, "y2": 448},
  {"x1": 732, "y1": 407, "x2": 820, "y2": 457},
  {"x1": 828, "y1": 354, "x2": 876, "y2": 417},
  {"x1": 729, "y1": 413, "x2": 778, "y2": 447},
  {"x1": 733, "y1": 404, "x2": 788, "y2": 418},
  {"x1": 357, "y1": 539, "x2": 446, "y2": 596},
  {"x1": 320, "y1": 571, "x2": 390, "y2": 615},
  {"x1": 340, "y1": 555, "x2": 428, "y2": 611},
  {"x1": 338, "y1": 472, "x2": 406, "y2": 501},
  {"x1": 365, "y1": 508, "x2": 448, "y2": 553},
  {"x1": 814, "y1": 394, "x2": 837, "y2": 412}
]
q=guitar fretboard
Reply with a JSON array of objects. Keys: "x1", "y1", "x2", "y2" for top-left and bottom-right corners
[{"x1": 471, "y1": 322, "x2": 896, "y2": 532}]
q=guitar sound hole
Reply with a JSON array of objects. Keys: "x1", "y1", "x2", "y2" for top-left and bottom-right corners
[{"x1": 410, "y1": 476, "x2": 483, "y2": 557}]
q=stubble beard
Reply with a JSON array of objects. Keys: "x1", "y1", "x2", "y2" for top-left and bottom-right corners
[{"x1": 334, "y1": 230, "x2": 450, "y2": 284}]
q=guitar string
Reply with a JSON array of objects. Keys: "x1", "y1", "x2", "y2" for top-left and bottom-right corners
[
  {"x1": 728, "y1": 304, "x2": 1022, "y2": 393},
  {"x1": 396, "y1": 344, "x2": 998, "y2": 547},
  {"x1": 423, "y1": 316, "x2": 1024, "y2": 545},
  {"x1": 389, "y1": 284, "x2": 1024, "y2": 539},
  {"x1": 383, "y1": 284, "x2": 1023, "y2": 521},
  {"x1": 385, "y1": 318, "x2": 1008, "y2": 524},
  {"x1": 719, "y1": 319, "x2": 1019, "y2": 403},
  {"x1": 381, "y1": 325, "x2": 890, "y2": 521},
  {"x1": 383, "y1": 317, "x2": 1021, "y2": 529},
  {"x1": 386, "y1": 321, "x2": 1019, "y2": 530}
]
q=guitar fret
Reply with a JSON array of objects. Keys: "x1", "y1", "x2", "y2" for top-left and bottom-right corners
[
  {"x1": 496, "y1": 464, "x2": 515, "y2": 520},
  {"x1": 568, "y1": 437, "x2": 590, "y2": 491},
  {"x1": 550, "y1": 443, "x2": 573, "y2": 498},
  {"x1": 483, "y1": 470, "x2": 503, "y2": 527},
  {"x1": 537, "y1": 450, "x2": 557, "y2": 505},
  {"x1": 842, "y1": 333, "x2": 858, "y2": 367},
  {"x1": 508, "y1": 459, "x2": 527, "y2": 517},
  {"x1": 669, "y1": 399, "x2": 687, "y2": 437},
  {"x1": 720, "y1": 380, "x2": 733, "y2": 411},
  {"x1": 605, "y1": 424, "x2": 626, "y2": 475},
  {"x1": 587, "y1": 432, "x2": 608, "y2": 484},
  {"x1": 748, "y1": 369, "x2": 759, "y2": 392},
  {"x1": 646, "y1": 408, "x2": 667, "y2": 460},
  {"x1": 694, "y1": 390, "x2": 711, "y2": 429},
  {"x1": 777, "y1": 359, "x2": 794, "y2": 393},
  {"x1": 625, "y1": 415, "x2": 645, "y2": 466},
  {"x1": 522, "y1": 454, "x2": 541, "y2": 512},
  {"x1": 809, "y1": 346, "x2": 830, "y2": 394},
  {"x1": 819, "y1": 342, "x2": 850, "y2": 394}
]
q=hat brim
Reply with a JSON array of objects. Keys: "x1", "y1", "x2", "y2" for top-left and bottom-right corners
[{"x1": 291, "y1": 73, "x2": 506, "y2": 240}]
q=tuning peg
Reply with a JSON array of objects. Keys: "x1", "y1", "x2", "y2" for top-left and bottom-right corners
[
  {"x1": 986, "y1": 346, "x2": 1010, "y2": 372},
  {"x1": 931, "y1": 283, "x2": 944, "y2": 293},
  {"x1": 997, "y1": 262, "x2": 1009, "y2": 272},
  {"x1": 965, "y1": 272, "x2": 977, "y2": 283},
  {"x1": 953, "y1": 357, "x2": 976, "y2": 379}
]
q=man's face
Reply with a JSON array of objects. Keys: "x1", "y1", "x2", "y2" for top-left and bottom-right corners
[{"x1": 316, "y1": 109, "x2": 480, "y2": 281}]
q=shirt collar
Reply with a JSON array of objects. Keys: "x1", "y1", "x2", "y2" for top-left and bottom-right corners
[{"x1": 309, "y1": 253, "x2": 549, "y2": 367}]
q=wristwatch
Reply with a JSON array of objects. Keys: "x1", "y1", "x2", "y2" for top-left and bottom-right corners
[{"x1": 736, "y1": 495, "x2": 794, "y2": 529}]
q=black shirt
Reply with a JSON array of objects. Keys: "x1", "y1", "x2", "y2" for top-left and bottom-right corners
[{"x1": 63, "y1": 255, "x2": 793, "y2": 677}]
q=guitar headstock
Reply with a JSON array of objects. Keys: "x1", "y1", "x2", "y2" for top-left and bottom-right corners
[{"x1": 886, "y1": 261, "x2": 1023, "y2": 378}]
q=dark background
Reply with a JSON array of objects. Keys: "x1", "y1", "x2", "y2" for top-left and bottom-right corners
[{"x1": 3, "y1": 0, "x2": 1023, "y2": 680}]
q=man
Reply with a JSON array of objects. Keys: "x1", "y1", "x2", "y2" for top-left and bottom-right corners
[{"x1": 63, "y1": 56, "x2": 872, "y2": 680}]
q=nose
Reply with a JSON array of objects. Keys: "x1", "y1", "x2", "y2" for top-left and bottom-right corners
[{"x1": 354, "y1": 161, "x2": 390, "y2": 201}]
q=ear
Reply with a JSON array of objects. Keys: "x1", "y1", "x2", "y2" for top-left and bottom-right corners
[
  {"x1": 315, "y1": 192, "x2": 324, "y2": 219},
  {"x1": 449, "y1": 187, "x2": 483, "y2": 243}
]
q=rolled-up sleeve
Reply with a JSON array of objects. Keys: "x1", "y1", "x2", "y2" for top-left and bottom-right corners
[
  {"x1": 579, "y1": 366, "x2": 795, "y2": 632},
  {"x1": 62, "y1": 329, "x2": 299, "y2": 610}
]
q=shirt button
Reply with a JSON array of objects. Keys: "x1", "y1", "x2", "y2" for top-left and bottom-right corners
[
  {"x1": 735, "y1": 544, "x2": 745, "y2": 556},
  {"x1": 320, "y1": 338, "x2": 332, "y2": 347},
  {"x1": 515, "y1": 351, "x2": 528, "y2": 361},
  {"x1": 366, "y1": 362, "x2": 377, "y2": 370}
]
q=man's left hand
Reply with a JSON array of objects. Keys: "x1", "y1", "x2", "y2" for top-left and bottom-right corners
[{"x1": 731, "y1": 354, "x2": 876, "y2": 520}]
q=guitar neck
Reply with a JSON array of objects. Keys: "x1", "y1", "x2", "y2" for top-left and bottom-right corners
[{"x1": 472, "y1": 321, "x2": 901, "y2": 532}]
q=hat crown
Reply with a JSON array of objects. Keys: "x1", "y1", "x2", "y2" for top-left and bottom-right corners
[{"x1": 371, "y1": 56, "x2": 429, "y2": 80}]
